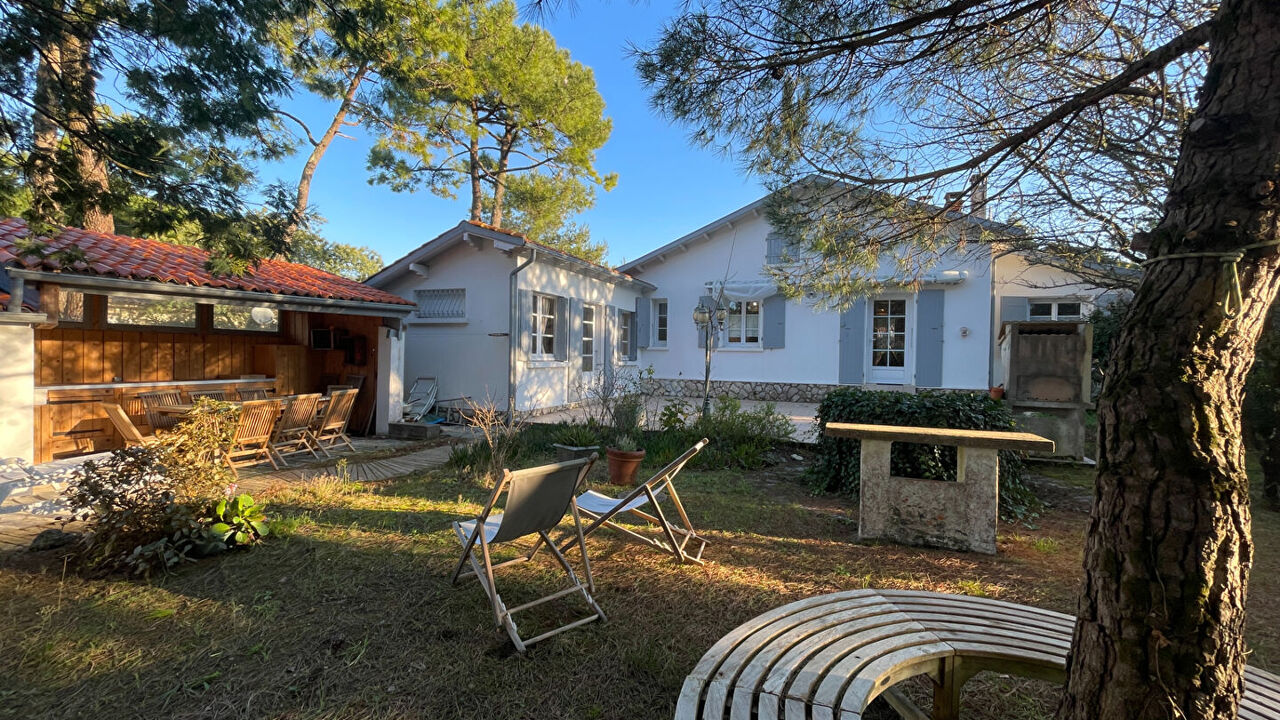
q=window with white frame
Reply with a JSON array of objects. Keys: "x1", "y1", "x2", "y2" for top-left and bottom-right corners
[
  {"x1": 618, "y1": 309, "x2": 634, "y2": 358},
  {"x1": 581, "y1": 304, "x2": 595, "y2": 372},
  {"x1": 1029, "y1": 299, "x2": 1084, "y2": 321},
  {"x1": 414, "y1": 288, "x2": 466, "y2": 320},
  {"x1": 653, "y1": 299, "x2": 668, "y2": 346},
  {"x1": 531, "y1": 293, "x2": 557, "y2": 357},
  {"x1": 725, "y1": 299, "x2": 761, "y2": 346}
]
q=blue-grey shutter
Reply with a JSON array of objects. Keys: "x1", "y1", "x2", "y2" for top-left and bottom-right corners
[
  {"x1": 697, "y1": 294, "x2": 714, "y2": 349},
  {"x1": 554, "y1": 296, "x2": 569, "y2": 361},
  {"x1": 765, "y1": 233, "x2": 784, "y2": 264},
  {"x1": 838, "y1": 298, "x2": 867, "y2": 384},
  {"x1": 762, "y1": 293, "x2": 786, "y2": 349},
  {"x1": 1000, "y1": 296, "x2": 1029, "y2": 324},
  {"x1": 517, "y1": 288, "x2": 532, "y2": 360},
  {"x1": 635, "y1": 296, "x2": 651, "y2": 349},
  {"x1": 569, "y1": 298, "x2": 583, "y2": 367},
  {"x1": 916, "y1": 289, "x2": 945, "y2": 388}
]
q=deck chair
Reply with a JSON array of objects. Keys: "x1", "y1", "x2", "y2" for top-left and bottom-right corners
[
  {"x1": 269, "y1": 393, "x2": 322, "y2": 465},
  {"x1": 562, "y1": 438, "x2": 710, "y2": 565},
  {"x1": 451, "y1": 455, "x2": 605, "y2": 653},
  {"x1": 138, "y1": 390, "x2": 184, "y2": 431},
  {"x1": 237, "y1": 388, "x2": 269, "y2": 401},
  {"x1": 102, "y1": 403, "x2": 162, "y2": 448},
  {"x1": 311, "y1": 388, "x2": 358, "y2": 455},
  {"x1": 224, "y1": 399, "x2": 282, "y2": 477},
  {"x1": 402, "y1": 376, "x2": 438, "y2": 422}
]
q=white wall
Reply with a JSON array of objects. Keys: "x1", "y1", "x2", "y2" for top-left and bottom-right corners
[
  {"x1": 381, "y1": 239, "x2": 514, "y2": 410},
  {"x1": 630, "y1": 212, "x2": 998, "y2": 391},
  {"x1": 0, "y1": 323, "x2": 35, "y2": 461}
]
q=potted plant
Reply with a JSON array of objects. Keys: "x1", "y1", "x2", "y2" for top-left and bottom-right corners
[
  {"x1": 551, "y1": 425, "x2": 600, "y2": 462},
  {"x1": 606, "y1": 434, "x2": 646, "y2": 486}
]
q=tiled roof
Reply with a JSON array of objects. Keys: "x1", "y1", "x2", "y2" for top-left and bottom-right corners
[
  {"x1": 0, "y1": 218, "x2": 412, "y2": 307},
  {"x1": 461, "y1": 220, "x2": 640, "y2": 282}
]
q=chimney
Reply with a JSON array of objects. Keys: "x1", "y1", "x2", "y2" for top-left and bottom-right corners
[
  {"x1": 970, "y1": 176, "x2": 988, "y2": 219},
  {"x1": 943, "y1": 191, "x2": 964, "y2": 213}
]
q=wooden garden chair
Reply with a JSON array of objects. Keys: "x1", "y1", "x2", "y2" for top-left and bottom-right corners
[
  {"x1": 224, "y1": 399, "x2": 282, "y2": 477},
  {"x1": 237, "y1": 388, "x2": 269, "y2": 401},
  {"x1": 190, "y1": 390, "x2": 228, "y2": 402},
  {"x1": 310, "y1": 388, "x2": 358, "y2": 455},
  {"x1": 562, "y1": 438, "x2": 710, "y2": 565},
  {"x1": 138, "y1": 389, "x2": 184, "y2": 431},
  {"x1": 270, "y1": 393, "x2": 322, "y2": 465},
  {"x1": 451, "y1": 455, "x2": 604, "y2": 653},
  {"x1": 101, "y1": 403, "x2": 162, "y2": 448}
]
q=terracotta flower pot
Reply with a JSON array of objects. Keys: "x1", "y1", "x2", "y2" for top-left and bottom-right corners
[
  {"x1": 606, "y1": 448, "x2": 646, "y2": 486},
  {"x1": 989, "y1": 386, "x2": 1005, "y2": 401}
]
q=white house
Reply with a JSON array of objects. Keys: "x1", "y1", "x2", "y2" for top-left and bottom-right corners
[
  {"x1": 367, "y1": 221, "x2": 655, "y2": 414},
  {"x1": 372, "y1": 195, "x2": 1115, "y2": 413}
]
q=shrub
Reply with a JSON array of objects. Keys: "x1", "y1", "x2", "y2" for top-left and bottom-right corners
[
  {"x1": 659, "y1": 398, "x2": 694, "y2": 431},
  {"x1": 809, "y1": 388, "x2": 1037, "y2": 520},
  {"x1": 65, "y1": 399, "x2": 264, "y2": 574},
  {"x1": 645, "y1": 396, "x2": 794, "y2": 470},
  {"x1": 553, "y1": 425, "x2": 600, "y2": 448}
]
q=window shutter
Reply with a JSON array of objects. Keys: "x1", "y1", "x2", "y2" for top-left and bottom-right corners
[
  {"x1": 762, "y1": 293, "x2": 786, "y2": 349},
  {"x1": 517, "y1": 289, "x2": 532, "y2": 360},
  {"x1": 697, "y1": 294, "x2": 714, "y2": 349},
  {"x1": 569, "y1": 298, "x2": 583, "y2": 366},
  {"x1": 916, "y1": 289, "x2": 945, "y2": 387},
  {"x1": 555, "y1": 296, "x2": 569, "y2": 361},
  {"x1": 765, "y1": 233, "x2": 784, "y2": 264},
  {"x1": 1000, "y1": 296, "x2": 1029, "y2": 324},
  {"x1": 635, "y1": 296, "x2": 651, "y2": 349},
  {"x1": 838, "y1": 298, "x2": 866, "y2": 384}
]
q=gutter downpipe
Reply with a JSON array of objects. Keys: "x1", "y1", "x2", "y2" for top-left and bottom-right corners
[{"x1": 507, "y1": 247, "x2": 536, "y2": 424}]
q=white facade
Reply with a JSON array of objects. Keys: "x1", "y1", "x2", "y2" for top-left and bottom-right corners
[{"x1": 370, "y1": 223, "x2": 651, "y2": 414}]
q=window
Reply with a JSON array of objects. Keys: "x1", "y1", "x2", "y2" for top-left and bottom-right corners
[
  {"x1": 765, "y1": 233, "x2": 788, "y2": 264},
  {"x1": 1029, "y1": 299, "x2": 1084, "y2": 321},
  {"x1": 618, "y1": 309, "x2": 634, "y2": 358},
  {"x1": 871, "y1": 299, "x2": 907, "y2": 368},
  {"x1": 414, "y1": 288, "x2": 466, "y2": 320},
  {"x1": 55, "y1": 288, "x2": 85, "y2": 322},
  {"x1": 531, "y1": 293, "x2": 557, "y2": 357},
  {"x1": 106, "y1": 294, "x2": 197, "y2": 328},
  {"x1": 653, "y1": 300, "x2": 668, "y2": 346},
  {"x1": 725, "y1": 299, "x2": 761, "y2": 346},
  {"x1": 213, "y1": 305, "x2": 279, "y2": 332},
  {"x1": 582, "y1": 305, "x2": 595, "y2": 372}
]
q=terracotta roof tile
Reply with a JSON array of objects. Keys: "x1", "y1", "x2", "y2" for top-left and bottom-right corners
[{"x1": 0, "y1": 218, "x2": 411, "y2": 307}]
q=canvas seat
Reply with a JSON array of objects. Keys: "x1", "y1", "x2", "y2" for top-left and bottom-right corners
[
  {"x1": 451, "y1": 454, "x2": 604, "y2": 653},
  {"x1": 562, "y1": 438, "x2": 709, "y2": 564}
]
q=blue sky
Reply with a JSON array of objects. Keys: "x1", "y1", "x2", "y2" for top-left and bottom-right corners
[{"x1": 261, "y1": 1, "x2": 767, "y2": 267}]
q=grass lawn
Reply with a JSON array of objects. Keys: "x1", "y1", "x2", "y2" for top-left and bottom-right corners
[{"x1": 2, "y1": 450, "x2": 1278, "y2": 720}]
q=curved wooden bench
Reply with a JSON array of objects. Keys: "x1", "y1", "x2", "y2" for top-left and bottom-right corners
[{"x1": 676, "y1": 589, "x2": 1280, "y2": 720}]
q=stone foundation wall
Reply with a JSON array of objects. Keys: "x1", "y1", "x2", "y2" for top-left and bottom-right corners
[{"x1": 653, "y1": 378, "x2": 846, "y2": 404}]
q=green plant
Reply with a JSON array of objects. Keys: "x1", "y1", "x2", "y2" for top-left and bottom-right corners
[
  {"x1": 643, "y1": 397, "x2": 794, "y2": 470},
  {"x1": 612, "y1": 435, "x2": 640, "y2": 453},
  {"x1": 809, "y1": 388, "x2": 1038, "y2": 520},
  {"x1": 554, "y1": 425, "x2": 599, "y2": 448},
  {"x1": 659, "y1": 399, "x2": 693, "y2": 431},
  {"x1": 611, "y1": 395, "x2": 644, "y2": 435},
  {"x1": 206, "y1": 493, "x2": 270, "y2": 547}
]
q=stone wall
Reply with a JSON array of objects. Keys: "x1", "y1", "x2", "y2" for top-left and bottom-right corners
[{"x1": 653, "y1": 378, "x2": 847, "y2": 404}]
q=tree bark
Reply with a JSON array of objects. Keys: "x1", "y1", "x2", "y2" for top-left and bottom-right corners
[
  {"x1": 60, "y1": 8, "x2": 113, "y2": 234},
  {"x1": 27, "y1": 3, "x2": 64, "y2": 227},
  {"x1": 1058, "y1": 1, "x2": 1280, "y2": 718},
  {"x1": 467, "y1": 101, "x2": 483, "y2": 222},
  {"x1": 286, "y1": 64, "x2": 369, "y2": 241},
  {"x1": 489, "y1": 126, "x2": 516, "y2": 228}
]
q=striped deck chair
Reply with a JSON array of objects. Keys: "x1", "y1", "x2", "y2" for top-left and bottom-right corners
[
  {"x1": 451, "y1": 455, "x2": 604, "y2": 653},
  {"x1": 562, "y1": 438, "x2": 710, "y2": 564}
]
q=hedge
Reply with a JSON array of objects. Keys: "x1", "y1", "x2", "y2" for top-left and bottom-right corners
[{"x1": 809, "y1": 388, "x2": 1038, "y2": 520}]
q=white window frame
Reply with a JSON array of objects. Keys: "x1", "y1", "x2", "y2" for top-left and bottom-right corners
[
  {"x1": 581, "y1": 304, "x2": 596, "y2": 372},
  {"x1": 652, "y1": 299, "x2": 668, "y2": 347},
  {"x1": 531, "y1": 293, "x2": 558, "y2": 359},
  {"x1": 1028, "y1": 298, "x2": 1085, "y2": 321},
  {"x1": 723, "y1": 298, "x2": 763, "y2": 348},
  {"x1": 617, "y1": 309, "x2": 634, "y2": 359}
]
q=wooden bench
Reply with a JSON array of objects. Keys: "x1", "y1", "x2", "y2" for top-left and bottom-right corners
[{"x1": 675, "y1": 589, "x2": 1280, "y2": 720}]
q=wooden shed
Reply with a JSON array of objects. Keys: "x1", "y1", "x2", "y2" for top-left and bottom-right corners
[{"x1": 0, "y1": 219, "x2": 413, "y2": 464}]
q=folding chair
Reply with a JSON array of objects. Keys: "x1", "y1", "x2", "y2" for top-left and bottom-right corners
[
  {"x1": 269, "y1": 393, "x2": 322, "y2": 465},
  {"x1": 402, "y1": 376, "x2": 438, "y2": 422},
  {"x1": 190, "y1": 390, "x2": 228, "y2": 402},
  {"x1": 311, "y1": 388, "x2": 358, "y2": 455},
  {"x1": 139, "y1": 390, "x2": 184, "y2": 431},
  {"x1": 101, "y1": 403, "x2": 162, "y2": 448},
  {"x1": 451, "y1": 455, "x2": 605, "y2": 653},
  {"x1": 562, "y1": 438, "x2": 710, "y2": 565},
  {"x1": 224, "y1": 399, "x2": 282, "y2": 477},
  {"x1": 237, "y1": 388, "x2": 269, "y2": 401}
]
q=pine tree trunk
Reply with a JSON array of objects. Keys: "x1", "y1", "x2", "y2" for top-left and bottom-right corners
[
  {"x1": 1057, "y1": 1, "x2": 1280, "y2": 717},
  {"x1": 60, "y1": 11, "x2": 112, "y2": 234},
  {"x1": 27, "y1": 5, "x2": 63, "y2": 227},
  {"x1": 468, "y1": 102, "x2": 483, "y2": 222},
  {"x1": 287, "y1": 64, "x2": 369, "y2": 242},
  {"x1": 489, "y1": 126, "x2": 516, "y2": 229}
]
